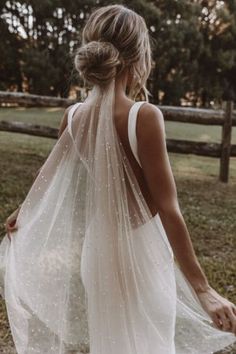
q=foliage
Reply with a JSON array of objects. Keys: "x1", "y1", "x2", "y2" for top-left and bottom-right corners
[{"x1": 0, "y1": 0, "x2": 236, "y2": 105}]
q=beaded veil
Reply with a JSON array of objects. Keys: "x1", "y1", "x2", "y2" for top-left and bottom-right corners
[{"x1": 0, "y1": 79, "x2": 235, "y2": 354}]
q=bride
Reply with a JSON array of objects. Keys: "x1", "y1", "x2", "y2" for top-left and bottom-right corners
[{"x1": 1, "y1": 4, "x2": 236, "y2": 354}]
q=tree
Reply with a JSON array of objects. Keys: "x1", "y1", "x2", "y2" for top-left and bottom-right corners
[{"x1": 0, "y1": 0, "x2": 235, "y2": 106}]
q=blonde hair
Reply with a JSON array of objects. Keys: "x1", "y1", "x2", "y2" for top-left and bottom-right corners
[{"x1": 74, "y1": 4, "x2": 152, "y2": 100}]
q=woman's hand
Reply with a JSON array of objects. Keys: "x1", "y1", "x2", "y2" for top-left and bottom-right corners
[
  {"x1": 195, "y1": 285, "x2": 236, "y2": 335},
  {"x1": 4, "y1": 205, "x2": 21, "y2": 241}
]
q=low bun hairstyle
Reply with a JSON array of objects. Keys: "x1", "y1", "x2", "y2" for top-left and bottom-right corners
[
  {"x1": 75, "y1": 40, "x2": 125, "y2": 87},
  {"x1": 74, "y1": 4, "x2": 152, "y2": 99}
]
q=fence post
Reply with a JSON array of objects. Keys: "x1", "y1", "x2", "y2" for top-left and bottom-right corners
[{"x1": 219, "y1": 100, "x2": 233, "y2": 183}]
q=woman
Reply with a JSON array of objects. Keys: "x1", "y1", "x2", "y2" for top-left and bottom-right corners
[{"x1": 1, "y1": 4, "x2": 236, "y2": 354}]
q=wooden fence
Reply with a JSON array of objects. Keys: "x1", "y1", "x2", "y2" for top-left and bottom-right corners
[{"x1": 0, "y1": 91, "x2": 235, "y2": 183}]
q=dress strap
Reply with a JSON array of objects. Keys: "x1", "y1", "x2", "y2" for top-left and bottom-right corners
[
  {"x1": 67, "y1": 102, "x2": 82, "y2": 138},
  {"x1": 127, "y1": 101, "x2": 146, "y2": 167}
]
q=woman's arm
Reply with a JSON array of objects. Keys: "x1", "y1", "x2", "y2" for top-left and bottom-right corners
[
  {"x1": 137, "y1": 103, "x2": 209, "y2": 291},
  {"x1": 137, "y1": 103, "x2": 236, "y2": 334}
]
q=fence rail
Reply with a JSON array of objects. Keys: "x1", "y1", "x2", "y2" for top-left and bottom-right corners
[
  {"x1": 0, "y1": 91, "x2": 73, "y2": 107},
  {"x1": 0, "y1": 91, "x2": 235, "y2": 182}
]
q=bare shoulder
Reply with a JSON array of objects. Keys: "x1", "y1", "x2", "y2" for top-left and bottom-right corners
[
  {"x1": 58, "y1": 104, "x2": 75, "y2": 138},
  {"x1": 139, "y1": 102, "x2": 164, "y2": 118},
  {"x1": 62, "y1": 104, "x2": 75, "y2": 122},
  {"x1": 137, "y1": 102, "x2": 165, "y2": 144},
  {"x1": 64, "y1": 104, "x2": 75, "y2": 118}
]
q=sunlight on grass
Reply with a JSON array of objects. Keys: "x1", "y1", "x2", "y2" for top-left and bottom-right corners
[
  {"x1": 165, "y1": 121, "x2": 236, "y2": 144},
  {"x1": 46, "y1": 107, "x2": 64, "y2": 112},
  {"x1": 0, "y1": 107, "x2": 64, "y2": 127}
]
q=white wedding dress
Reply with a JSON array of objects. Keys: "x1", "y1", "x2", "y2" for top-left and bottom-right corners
[{"x1": 0, "y1": 81, "x2": 235, "y2": 354}]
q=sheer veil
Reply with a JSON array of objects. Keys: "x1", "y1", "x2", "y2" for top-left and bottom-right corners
[{"x1": 0, "y1": 78, "x2": 235, "y2": 353}]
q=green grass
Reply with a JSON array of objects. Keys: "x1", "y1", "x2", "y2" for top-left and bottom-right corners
[
  {"x1": 165, "y1": 121, "x2": 236, "y2": 144},
  {"x1": 0, "y1": 108, "x2": 235, "y2": 353},
  {"x1": 0, "y1": 106, "x2": 63, "y2": 127}
]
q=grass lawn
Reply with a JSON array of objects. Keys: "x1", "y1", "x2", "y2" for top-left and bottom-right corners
[{"x1": 0, "y1": 108, "x2": 235, "y2": 353}]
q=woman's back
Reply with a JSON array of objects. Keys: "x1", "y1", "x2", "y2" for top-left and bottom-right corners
[
  {"x1": 71, "y1": 97, "x2": 159, "y2": 218},
  {"x1": 113, "y1": 99, "x2": 158, "y2": 216}
]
